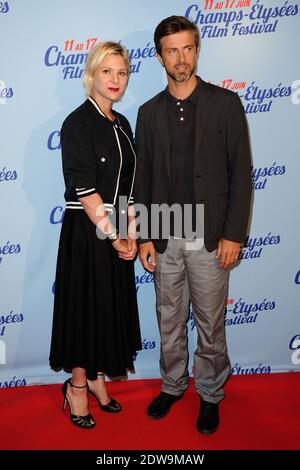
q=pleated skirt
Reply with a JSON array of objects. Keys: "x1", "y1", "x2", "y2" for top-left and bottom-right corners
[{"x1": 49, "y1": 209, "x2": 141, "y2": 380}]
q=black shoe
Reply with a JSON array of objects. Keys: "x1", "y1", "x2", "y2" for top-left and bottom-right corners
[
  {"x1": 147, "y1": 391, "x2": 183, "y2": 419},
  {"x1": 62, "y1": 379, "x2": 96, "y2": 429},
  {"x1": 89, "y1": 389, "x2": 122, "y2": 413},
  {"x1": 196, "y1": 398, "x2": 219, "y2": 434},
  {"x1": 87, "y1": 373, "x2": 122, "y2": 413}
]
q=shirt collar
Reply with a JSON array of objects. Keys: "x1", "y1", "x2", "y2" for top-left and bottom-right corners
[{"x1": 166, "y1": 75, "x2": 200, "y2": 104}]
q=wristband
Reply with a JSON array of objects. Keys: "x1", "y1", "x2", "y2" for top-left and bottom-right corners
[{"x1": 107, "y1": 228, "x2": 119, "y2": 241}]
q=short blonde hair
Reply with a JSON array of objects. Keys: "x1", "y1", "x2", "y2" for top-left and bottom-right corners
[{"x1": 83, "y1": 41, "x2": 130, "y2": 95}]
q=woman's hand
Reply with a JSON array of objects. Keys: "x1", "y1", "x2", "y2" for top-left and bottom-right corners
[
  {"x1": 116, "y1": 237, "x2": 137, "y2": 261},
  {"x1": 111, "y1": 238, "x2": 130, "y2": 254}
]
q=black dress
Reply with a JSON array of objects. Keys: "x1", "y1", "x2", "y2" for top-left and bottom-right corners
[{"x1": 49, "y1": 98, "x2": 141, "y2": 380}]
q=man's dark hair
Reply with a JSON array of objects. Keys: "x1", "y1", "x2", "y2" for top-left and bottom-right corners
[{"x1": 154, "y1": 16, "x2": 200, "y2": 56}]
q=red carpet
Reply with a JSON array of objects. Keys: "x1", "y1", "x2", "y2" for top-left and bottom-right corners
[{"x1": 0, "y1": 373, "x2": 299, "y2": 450}]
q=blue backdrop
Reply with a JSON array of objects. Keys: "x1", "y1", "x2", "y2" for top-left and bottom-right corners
[{"x1": 0, "y1": 0, "x2": 300, "y2": 388}]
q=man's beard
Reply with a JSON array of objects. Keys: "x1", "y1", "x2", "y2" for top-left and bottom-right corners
[{"x1": 165, "y1": 62, "x2": 195, "y2": 83}]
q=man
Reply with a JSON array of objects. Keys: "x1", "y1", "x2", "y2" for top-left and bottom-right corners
[{"x1": 134, "y1": 16, "x2": 252, "y2": 434}]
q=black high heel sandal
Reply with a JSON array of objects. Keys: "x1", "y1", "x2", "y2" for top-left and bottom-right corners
[
  {"x1": 62, "y1": 378, "x2": 96, "y2": 429},
  {"x1": 88, "y1": 373, "x2": 122, "y2": 413}
]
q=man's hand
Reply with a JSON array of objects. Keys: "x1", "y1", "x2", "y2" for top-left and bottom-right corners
[
  {"x1": 138, "y1": 241, "x2": 157, "y2": 273},
  {"x1": 217, "y1": 238, "x2": 241, "y2": 270}
]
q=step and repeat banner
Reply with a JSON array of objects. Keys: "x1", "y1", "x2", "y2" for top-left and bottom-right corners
[{"x1": 0, "y1": 0, "x2": 299, "y2": 388}]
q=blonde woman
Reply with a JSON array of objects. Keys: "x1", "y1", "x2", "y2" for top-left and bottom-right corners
[{"x1": 50, "y1": 42, "x2": 141, "y2": 429}]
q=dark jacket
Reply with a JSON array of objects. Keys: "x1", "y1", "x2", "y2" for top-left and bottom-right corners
[
  {"x1": 134, "y1": 77, "x2": 252, "y2": 253},
  {"x1": 61, "y1": 99, "x2": 135, "y2": 210}
]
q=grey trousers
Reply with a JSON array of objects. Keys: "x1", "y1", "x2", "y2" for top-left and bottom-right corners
[{"x1": 154, "y1": 238, "x2": 231, "y2": 403}]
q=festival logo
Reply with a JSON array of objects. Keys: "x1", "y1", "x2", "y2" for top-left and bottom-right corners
[
  {"x1": 0, "y1": 2, "x2": 9, "y2": 14},
  {"x1": 0, "y1": 80, "x2": 13, "y2": 104},
  {"x1": 289, "y1": 334, "x2": 300, "y2": 365},
  {"x1": 0, "y1": 309, "x2": 24, "y2": 367},
  {"x1": 252, "y1": 161, "x2": 285, "y2": 190},
  {"x1": 127, "y1": 42, "x2": 156, "y2": 74},
  {"x1": 50, "y1": 205, "x2": 65, "y2": 225},
  {"x1": 208, "y1": 77, "x2": 247, "y2": 93},
  {"x1": 135, "y1": 270, "x2": 154, "y2": 293},
  {"x1": 44, "y1": 38, "x2": 94, "y2": 80},
  {"x1": 185, "y1": 0, "x2": 299, "y2": 39},
  {"x1": 231, "y1": 361, "x2": 271, "y2": 375},
  {"x1": 47, "y1": 130, "x2": 61, "y2": 151},
  {"x1": 0, "y1": 310, "x2": 24, "y2": 338},
  {"x1": 210, "y1": 78, "x2": 292, "y2": 113},
  {"x1": 242, "y1": 80, "x2": 291, "y2": 114},
  {"x1": 0, "y1": 166, "x2": 17, "y2": 183},
  {"x1": 44, "y1": 38, "x2": 155, "y2": 80},
  {"x1": 0, "y1": 242, "x2": 21, "y2": 266},
  {"x1": 133, "y1": 338, "x2": 156, "y2": 361},
  {"x1": 239, "y1": 232, "x2": 280, "y2": 260},
  {"x1": 225, "y1": 296, "x2": 276, "y2": 326},
  {"x1": 0, "y1": 376, "x2": 27, "y2": 388}
]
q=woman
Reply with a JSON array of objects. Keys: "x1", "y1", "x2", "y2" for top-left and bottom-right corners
[{"x1": 49, "y1": 42, "x2": 141, "y2": 429}]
